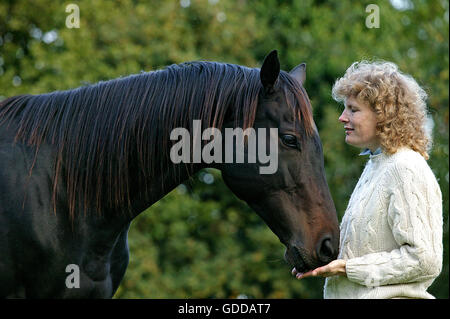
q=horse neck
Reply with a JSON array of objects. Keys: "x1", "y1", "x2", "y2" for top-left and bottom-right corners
[
  {"x1": 129, "y1": 162, "x2": 204, "y2": 217},
  {"x1": 105, "y1": 65, "x2": 254, "y2": 218}
]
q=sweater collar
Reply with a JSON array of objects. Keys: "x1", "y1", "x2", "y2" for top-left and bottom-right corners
[{"x1": 359, "y1": 147, "x2": 382, "y2": 156}]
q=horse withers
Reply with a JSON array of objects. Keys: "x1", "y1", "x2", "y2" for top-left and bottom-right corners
[{"x1": 0, "y1": 50, "x2": 339, "y2": 298}]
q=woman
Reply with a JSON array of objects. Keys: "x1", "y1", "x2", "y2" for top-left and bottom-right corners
[{"x1": 292, "y1": 61, "x2": 443, "y2": 299}]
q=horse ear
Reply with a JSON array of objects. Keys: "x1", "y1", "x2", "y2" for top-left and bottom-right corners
[
  {"x1": 260, "y1": 50, "x2": 280, "y2": 93},
  {"x1": 289, "y1": 63, "x2": 306, "y2": 85}
]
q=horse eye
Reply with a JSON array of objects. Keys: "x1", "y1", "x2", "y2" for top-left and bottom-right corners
[{"x1": 281, "y1": 134, "x2": 298, "y2": 148}]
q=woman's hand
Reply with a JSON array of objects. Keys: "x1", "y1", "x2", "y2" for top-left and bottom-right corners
[{"x1": 291, "y1": 259, "x2": 347, "y2": 279}]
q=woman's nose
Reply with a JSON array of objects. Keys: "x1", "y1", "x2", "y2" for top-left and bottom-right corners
[{"x1": 338, "y1": 110, "x2": 348, "y2": 123}]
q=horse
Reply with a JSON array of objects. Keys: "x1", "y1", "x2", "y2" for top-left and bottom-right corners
[{"x1": 0, "y1": 50, "x2": 339, "y2": 298}]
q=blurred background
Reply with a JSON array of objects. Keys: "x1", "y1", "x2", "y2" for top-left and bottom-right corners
[{"x1": 0, "y1": 0, "x2": 448, "y2": 298}]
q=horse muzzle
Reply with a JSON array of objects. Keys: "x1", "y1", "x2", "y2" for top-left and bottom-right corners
[
  {"x1": 284, "y1": 236, "x2": 338, "y2": 273},
  {"x1": 284, "y1": 245, "x2": 315, "y2": 273}
]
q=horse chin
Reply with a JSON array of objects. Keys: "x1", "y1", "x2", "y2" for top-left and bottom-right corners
[{"x1": 284, "y1": 246, "x2": 315, "y2": 273}]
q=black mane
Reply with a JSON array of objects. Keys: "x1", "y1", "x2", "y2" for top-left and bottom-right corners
[{"x1": 0, "y1": 61, "x2": 313, "y2": 218}]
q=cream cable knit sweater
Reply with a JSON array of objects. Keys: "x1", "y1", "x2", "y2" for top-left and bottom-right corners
[{"x1": 324, "y1": 147, "x2": 443, "y2": 299}]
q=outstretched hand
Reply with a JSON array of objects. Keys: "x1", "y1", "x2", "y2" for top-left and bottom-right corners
[{"x1": 291, "y1": 259, "x2": 347, "y2": 279}]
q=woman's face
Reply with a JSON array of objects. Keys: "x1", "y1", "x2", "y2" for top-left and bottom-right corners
[{"x1": 338, "y1": 96, "x2": 380, "y2": 151}]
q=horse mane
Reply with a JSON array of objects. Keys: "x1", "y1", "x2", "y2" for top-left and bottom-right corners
[{"x1": 0, "y1": 61, "x2": 314, "y2": 219}]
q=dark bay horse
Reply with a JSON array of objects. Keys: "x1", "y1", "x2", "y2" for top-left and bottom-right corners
[{"x1": 0, "y1": 50, "x2": 339, "y2": 298}]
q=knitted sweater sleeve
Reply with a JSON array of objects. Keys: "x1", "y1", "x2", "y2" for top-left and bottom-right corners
[{"x1": 345, "y1": 162, "x2": 443, "y2": 288}]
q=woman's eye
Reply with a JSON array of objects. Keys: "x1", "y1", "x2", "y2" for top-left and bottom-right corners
[{"x1": 281, "y1": 134, "x2": 298, "y2": 148}]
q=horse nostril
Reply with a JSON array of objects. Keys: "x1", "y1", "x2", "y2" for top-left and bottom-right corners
[{"x1": 317, "y1": 238, "x2": 334, "y2": 263}]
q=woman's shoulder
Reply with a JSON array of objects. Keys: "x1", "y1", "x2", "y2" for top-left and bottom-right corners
[
  {"x1": 388, "y1": 147, "x2": 426, "y2": 166},
  {"x1": 382, "y1": 147, "x2": 440, "y2": 190}
]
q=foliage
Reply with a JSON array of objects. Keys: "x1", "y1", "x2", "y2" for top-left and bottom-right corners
[{"x1": 1, "y1": 0, "x2": 448, "y2": 298}]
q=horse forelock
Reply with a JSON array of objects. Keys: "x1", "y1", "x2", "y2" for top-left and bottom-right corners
[{"x1": 279, "y1": 71, "x2": 315, "y2": 137}]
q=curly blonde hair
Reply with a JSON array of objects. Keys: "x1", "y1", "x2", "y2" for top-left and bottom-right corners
[{"x1": 332, "y1": 60, "x2": 432, "y2": 160}]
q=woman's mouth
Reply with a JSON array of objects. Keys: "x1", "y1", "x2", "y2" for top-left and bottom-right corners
[{"x1": 345, "y1": 127, "x2": 354, "y2": 135}]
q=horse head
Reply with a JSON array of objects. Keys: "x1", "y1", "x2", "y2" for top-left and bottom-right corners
[{"x1": 219, "y1": 51, "x2": 339, "y2": 273}]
